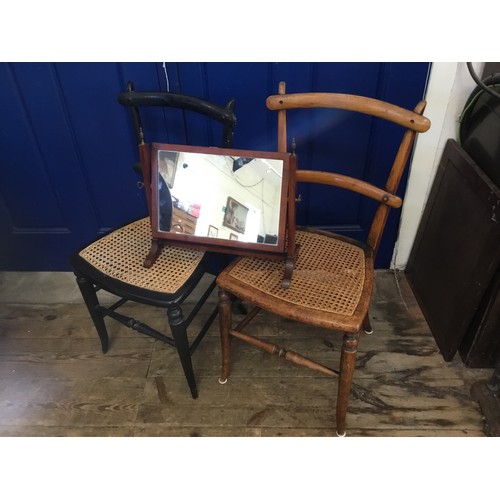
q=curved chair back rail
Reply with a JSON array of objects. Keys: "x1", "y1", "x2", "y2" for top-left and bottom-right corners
[
  {"x1": 118, "y1": 84, "x2": 237, "y2": 149},
  {"x1": 118, "y1": 91, "x2": 237, "y2": 127},
  {"x1": 295, "y1": 170, "x2": 402, "y2": 209},
  {"x1": 266, "y1": 92, "x2": 430, "y2": 133}
]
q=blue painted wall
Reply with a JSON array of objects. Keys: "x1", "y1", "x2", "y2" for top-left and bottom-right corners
[{"x1": 0, "y1": 62, "x2": 429, "y2": 270}]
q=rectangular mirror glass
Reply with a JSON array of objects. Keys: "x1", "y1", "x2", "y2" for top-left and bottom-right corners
[{"x1": 150, "y1": 143, "x2": 291, "y2": 256}]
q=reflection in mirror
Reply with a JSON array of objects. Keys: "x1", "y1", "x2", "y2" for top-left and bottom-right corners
[{"x1": 155, "y1": 148, "x2": 285, "y2": 246}]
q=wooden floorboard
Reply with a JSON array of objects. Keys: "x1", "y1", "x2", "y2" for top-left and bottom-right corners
[{"x1": 0, "y1": 271, "x2": 492, "y2": 437}]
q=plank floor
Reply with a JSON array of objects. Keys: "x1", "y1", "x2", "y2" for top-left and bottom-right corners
[{"x1": 0, "y1": 271, "x2": 492, "y2": 437}]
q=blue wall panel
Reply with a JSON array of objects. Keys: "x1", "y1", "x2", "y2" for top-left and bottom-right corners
[{"x1": 0, "y1": 62, "x2": 429, "y2": 270}]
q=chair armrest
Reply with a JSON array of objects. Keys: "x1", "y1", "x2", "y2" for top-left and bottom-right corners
[{"x1": 296, "y1": 170, "x2": 402, "y2": 208}]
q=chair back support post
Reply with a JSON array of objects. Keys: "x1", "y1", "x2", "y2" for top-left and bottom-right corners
[
  {"x1": 123, "y1": 81, "x2": 145, "y2": 146},
  {"x1": 367, "y1": 100, "x2": 427, "y2": 256},
  {"x1": 221, "y1": 98, "x2": 237, "y2": 148},
  {"x1": 277, "y1": 81, "x2": 287, "y2": 153},
  {"x1": 285, "y1": 154, "x2": 298, "y2": 267}
]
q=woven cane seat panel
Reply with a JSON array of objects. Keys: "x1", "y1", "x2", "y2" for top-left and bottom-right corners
[
  {"x1": 227, "y1": 231, "x2": 366, "y2": 316},
  {"x1": 79, "y1": 218, "x2": 204, "y2": 294}
]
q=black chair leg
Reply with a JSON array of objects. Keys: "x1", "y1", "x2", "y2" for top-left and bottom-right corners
[
  {"x1": 75, "y1": 273, "x2": 109, "y2": 353},
  {"x1": 167, "y1": 305, "x2": 198, "y2": 399}
]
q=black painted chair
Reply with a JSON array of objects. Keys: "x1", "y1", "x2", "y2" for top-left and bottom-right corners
[{"x1": 70, "y1": 83, "x2": 236, "y2": 398}]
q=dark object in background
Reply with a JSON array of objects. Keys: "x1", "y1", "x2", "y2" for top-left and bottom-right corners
[
  {"x1": 459, "y1": 66, "x2": 500, "y2": 188},
  {"x1": 406, "y1": 139, "x2": 500, "y2": 367},
  {"x1": 471, "y1": 368, "x2": 500, "y2": 437}
]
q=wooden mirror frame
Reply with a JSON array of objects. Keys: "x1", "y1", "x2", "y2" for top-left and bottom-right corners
[{"x1": 139, "y1": 142, "x2": 296, "y2": 283}]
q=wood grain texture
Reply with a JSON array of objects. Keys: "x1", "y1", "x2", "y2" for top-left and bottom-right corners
[
  {"x1": 266, "y1": 93, "x2": 431, "y2": 132},
  {"x1": 296, "y1": 170, "x2": 402, "y2": 208},
  {"x1": 0, "y1": 271, "x2": 491, "y2": 436}
]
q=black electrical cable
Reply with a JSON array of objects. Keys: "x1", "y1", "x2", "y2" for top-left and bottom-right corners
[{"x1": 466, "y1": 62, "x2": 500, "y2": 100}]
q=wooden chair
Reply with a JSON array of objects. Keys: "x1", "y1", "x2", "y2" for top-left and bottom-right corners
[
  {"x1": 70, "y1": 83, "x2": 236, "y2": 399},
  {"x1": 216, "y1": 82, "x2": 430, "y2": 435}
]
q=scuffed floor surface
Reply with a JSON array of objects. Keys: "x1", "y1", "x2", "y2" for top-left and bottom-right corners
[{"x1": 0, "y1": 271, "x2": 491, "y2": 436}]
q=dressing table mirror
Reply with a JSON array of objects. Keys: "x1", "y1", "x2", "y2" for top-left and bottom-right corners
[{"x1": 139, "y1": 142, "x2": 297, "y2": 286}]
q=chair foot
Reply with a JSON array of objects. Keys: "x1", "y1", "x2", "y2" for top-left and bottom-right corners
[
  {"x1": 218, "y1": 377, "x2": 228, "y2": 384},
  {"x1": 362, "y1": 314, "x2": 373, "y2": 335},
  {"x1": 336, "y1": 431, "x2": 346, "y2": 437}
]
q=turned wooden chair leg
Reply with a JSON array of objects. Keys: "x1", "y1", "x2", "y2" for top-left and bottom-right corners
[
  {"x1": 75, "y1": 273, "x2": 109, "y2": 353},
  {"x1": 336, "y1": 330, "x2": 360, "y2": 436},
  {"x1": 167, "y1": 305, "x2": 198, "y2": 399},
  {"x1": 362, "y1": 312, "x2": 373, "y2": 335},
  {"x1": 218, "y1": 288, "x2": 233, "y2": 384}
]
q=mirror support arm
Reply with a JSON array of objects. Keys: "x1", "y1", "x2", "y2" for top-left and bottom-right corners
[
  {"x1": 282, "y1": 153, "x2": 298, "y2": 288},
  {"x1": 143, "y1": 239, "x2": 163, "y2": 269}
]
